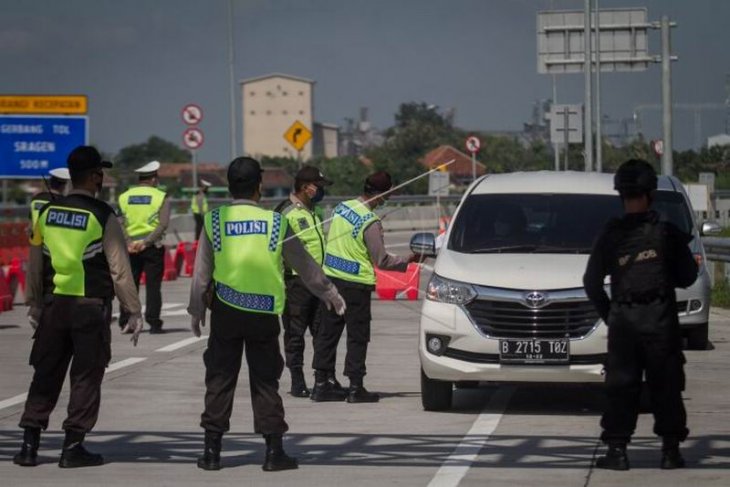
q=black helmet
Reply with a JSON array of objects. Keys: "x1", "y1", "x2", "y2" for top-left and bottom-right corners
[{"x1": 614, "y1": 159, "x2": 657, "y2": 195}]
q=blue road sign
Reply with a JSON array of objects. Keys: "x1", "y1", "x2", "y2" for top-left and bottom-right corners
[{"x1": 0, "y1": 115, "x2": 88, "y2": 178}]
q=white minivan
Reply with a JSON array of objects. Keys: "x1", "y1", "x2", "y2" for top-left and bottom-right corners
[{"x1": 411, "y1": 171, "x2": 715, "y2": 411}]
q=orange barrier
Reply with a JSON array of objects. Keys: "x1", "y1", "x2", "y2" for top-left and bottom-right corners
[
  {"x1": 173, "y1": 241, "x2": 198, "y2": 277},
  {"x1": 139, "y1": 247, "x2": 178, "y2": 285},
  {"x1": 7, "y1": 257, "x2": 26, "y2": 295},
  {"x1": 374, "y1": 263, "x2": 421, "y2": 301},
  {"x1": 0, "y1": 267, "x2": 13, "y2": 311},
  {"x1": 438, "y1": 216, "x2": 451, "y2": 236}
]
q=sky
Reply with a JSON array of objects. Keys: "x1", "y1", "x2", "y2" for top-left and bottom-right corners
[{"x1": 2, "y1": 0, "x2": 729, "y2": 165}]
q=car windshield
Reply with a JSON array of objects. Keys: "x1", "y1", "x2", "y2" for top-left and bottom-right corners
[{"x1": 448, "y1": 191, "x2": 694, "y2": 254}]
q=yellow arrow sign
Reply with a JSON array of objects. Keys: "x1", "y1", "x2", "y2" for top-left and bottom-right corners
[{"x1": 283, "y1": 120, "x2": 312, "y2": 151}]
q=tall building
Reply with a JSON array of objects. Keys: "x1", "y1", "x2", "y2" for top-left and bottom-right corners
[{"x1": 241, "y1": 73, "x2": 314, "y2": 159}]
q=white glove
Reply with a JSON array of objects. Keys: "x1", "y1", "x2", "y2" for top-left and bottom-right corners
[
  {"x1": 325, "y1": 292, "x2": 347, "y2": 316},
  {"x1": 121, "y1": 313, "x2": 144, "y2": 346},
  {"x1": 28, "y1": 307, "x2": 42, "y2": 330},
  {"x1": 190, "y1": 314, "x2": 205, "y2": 337}
]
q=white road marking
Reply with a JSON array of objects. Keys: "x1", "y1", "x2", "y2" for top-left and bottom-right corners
[
  {"x1": 0, "y1": 357, "x2": 148, "y2": 411},
  {"x1": 106, "y1": 357, "x2": 146, "y2": 372},
  {"x1": 0, "y1": 393, "x2": 27, "y2": 411},
  {"x1": 155, "y1": 336, "x2": 208, "y2": 352},
  {"x1": 428, "y1": 386, "x2": 515, "y2": 487}
]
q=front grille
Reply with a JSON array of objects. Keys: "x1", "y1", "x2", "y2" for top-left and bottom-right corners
[
  {"x1": 464, "y1": 299, "x2": 600, "y2": 339},
  {"x1": 676, "y1": 300, "x2": 688, "y2": 313}
]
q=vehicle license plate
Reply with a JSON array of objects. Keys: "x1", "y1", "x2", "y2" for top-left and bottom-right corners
[{"x1": 498, "y1": 338, "x2": 569, "y2": 364}]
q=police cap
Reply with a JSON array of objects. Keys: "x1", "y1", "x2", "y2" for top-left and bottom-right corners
[
  {"x1": 364, "y1": 171, "x2": 393, "y2": 195},
  {"x1": 67, "y1": 146, "x2": 112, "y2": 172},
  {"x1": 614, "y1": 159, "x2": 657, "y2": 195}
]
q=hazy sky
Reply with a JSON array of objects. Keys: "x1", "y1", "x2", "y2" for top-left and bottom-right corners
[{"x1": 2, "y1": 0, "x2": 729, "y2": 164}]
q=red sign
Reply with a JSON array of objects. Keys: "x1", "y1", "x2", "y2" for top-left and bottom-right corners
[
  {"x1": 465, "y1": 135, "x2": 481, "y2": 154},
  {"x1": 182, "y1": 104, "x2": 203, "y2": 125},
  {"x1": 651, "y1": 139, "x2": 664, "y2": 157},
  {"x1": 183, "y1": 127, "x2": 204, "y2": 150}
]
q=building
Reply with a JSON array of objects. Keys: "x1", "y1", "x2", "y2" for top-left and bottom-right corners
[
  {"x1": 313, "y1": 122, "x2": 339, "y2": 158},
  {"x1": 339, "y1": 107, "x2": 384, "y2": 156},
  {"x1": 420, "y1": 145, "x2": 486, "y2": 187},
  {"x1": 241, "y1": 73, "x2": 315, "y2": 160},
  {"x1": 707, "y1": 133, "x2": 730, "y2": 148}
]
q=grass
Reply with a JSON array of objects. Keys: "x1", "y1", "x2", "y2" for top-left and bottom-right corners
[{"x1": 712, "y1": 279, "x2": 730, "y2": 309}]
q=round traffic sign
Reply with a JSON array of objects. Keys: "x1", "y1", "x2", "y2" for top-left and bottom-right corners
[
  {"x1": 465, "y1": 135, "x2": 481, "y2": 154},
  {"x1": 183, "y1": 127, "x2": 204, "y2": 150},
  {"x1": 182, "y1": 104, "x2": 203, "y2": 125}
]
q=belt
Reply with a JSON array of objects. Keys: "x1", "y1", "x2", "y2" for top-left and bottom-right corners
[{"x1": 43, "y1": 295, "x2": 108, "y2": 306}]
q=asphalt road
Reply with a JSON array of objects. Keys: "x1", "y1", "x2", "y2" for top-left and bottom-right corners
[{"x1": 1, "y1": 230, "x2": 729, "y2": 486}]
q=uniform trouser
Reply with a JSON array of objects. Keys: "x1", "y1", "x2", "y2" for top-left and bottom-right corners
[
  {"x1": 120, "y1": 245, "x2": 164, "y2": 328},
  {"x1": 282, "y1": 275, "x2": 320, "y2": 370},
  {"x1": 200, "y1": 296, "x2": 288, "y2": 435},
  {"x1": 601, "y1": 300, "x2": 689, "y2": 445},
  {"x1": 20, "y1": 296, "x2": 111, "y2": 433},
  {"x1": 193, "y1": 214, "x2": 204, "y2": 240},
  {"x1": 312, "y1": 277, "x2": 372, "y2": 381}
]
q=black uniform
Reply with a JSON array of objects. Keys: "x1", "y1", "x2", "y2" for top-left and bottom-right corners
[
  {"x1": 21, "y1": 194, "x2": 116, "y2": 434},
  {"x1": 584, "y1": 210, "x2": 698, "y2": 445}
]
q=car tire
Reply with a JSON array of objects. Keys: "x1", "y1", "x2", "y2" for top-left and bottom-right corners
[
  {"x1": 421, "y1": 368, "x2": 453, "y2": 411},
  {"x1": 686, "y1": 323, "x2": 709, "y2": 350}
]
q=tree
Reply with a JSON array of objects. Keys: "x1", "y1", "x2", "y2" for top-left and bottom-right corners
[{"x1": 115, "y1": 136, "x2": 191, "y2": 170}]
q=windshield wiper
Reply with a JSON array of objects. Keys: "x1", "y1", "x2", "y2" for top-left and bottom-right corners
[
  {"x1": 532, "y1": 245, "x2": 593, "y2": 254},
  {"x1": 468, "y1": 245, "x2": 539, "y2": 254}
]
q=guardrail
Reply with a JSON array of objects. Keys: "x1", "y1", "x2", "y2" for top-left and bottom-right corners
[{"x1": 702, "y1": 237, "x2": 730, "y2": 263}]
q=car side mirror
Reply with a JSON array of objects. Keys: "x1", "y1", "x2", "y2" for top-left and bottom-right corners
[
  {"x1": 701, "y1": 221, "x2": 722, "y2": 236},
  {"x1": 410, "y1": 232, "x2": 437, "y2": 258}
]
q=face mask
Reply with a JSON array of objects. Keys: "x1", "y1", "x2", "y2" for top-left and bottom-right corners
[{"x1": 311, "y1": 186, "x2": 325, "y2": 203}]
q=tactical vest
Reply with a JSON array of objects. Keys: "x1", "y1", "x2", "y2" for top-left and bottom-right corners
[
  {"x1": 34, "y1": 194, "x2": 114, "y2": 298},
  {"x1": 611, "y1": 220, "x2": 669, "y2": 303},
  {"x1": 275, "y1": 198, "x2": 326, "y2": 274},
  {"x1": 204, "y1": 204, "x2": 288, "y2": 315},
  {"x1": 191, "y1": 193, "x2": 208, "y2": 215},
  {"x1": 118, "y1": 185, "x2": 166, "y2": 239},
  {"x1": 323, "y1": 199, "x2": 379, "y2": 285}
]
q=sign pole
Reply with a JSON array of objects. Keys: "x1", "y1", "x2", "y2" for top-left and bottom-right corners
[
  {"x1": 471, "y1": 152, "x2": 476, "y2": 182},
  {"x1": 583, "y1": 0, "x2": 593, "y2": 172},
  {"x1": 661, "y1": 15, "x2": 674, "y2": 176},
  {"x1": 594, "y1": 0, "x2": 603, "y2": 172},
  {"x1": 553, "y1": 76, "x2": 559, "y2": 171},
  {"x1": 564, "y1": 108, "x2": 570, "y2": 170},
  {"x1": 192, "y1": 149, "x2": 198, "y2": 192}
]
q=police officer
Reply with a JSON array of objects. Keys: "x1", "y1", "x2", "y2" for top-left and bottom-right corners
[
  {"x1": 274, "y1": 165, "x2": 332, "y2": 398},
  {"x1": 192, "y1": 179, "x2": 212, "y2": 239},
  {"x1": 118, "y1": 160, "x2": 170, "y2": 334},
  {"x1": 29, "y1": 168, "x2": 70, "y2": 234},
  {"x1": 187, "y1": 157, "x2": 346, "y2": 472},
  {"x1": 311, "y1": 171, "x2": 416, "y2": 403},
  {"x1": 583, "y1": 159, "x2": 698, "y2": 470},
  {"x1": 14, "y1": 146, "x2": 143, "y2": 468}
]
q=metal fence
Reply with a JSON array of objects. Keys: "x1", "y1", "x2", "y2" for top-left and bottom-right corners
[{"x1": 702, "y1": 237, "x2": 730, "y2": 263}]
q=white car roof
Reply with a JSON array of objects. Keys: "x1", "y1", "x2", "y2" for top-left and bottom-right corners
[{"x1": 470, "y1": 170, "x2": 679, "y2": 195}]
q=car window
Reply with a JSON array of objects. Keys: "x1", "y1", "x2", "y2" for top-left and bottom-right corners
[
  {"x1": 652, "y1": 191, "x2": 693, "y2": 234},
  {"x1": 448, "y1": 193, "x2": 623, "y2": 254}
]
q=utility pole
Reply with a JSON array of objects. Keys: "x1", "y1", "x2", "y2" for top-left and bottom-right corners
[
  {"x1": 660, "y1": 15, "x2": 673, "y2": 176},
  {"x1": 583, "y1": 0, "x2": 593, "y2": 172},
  {"x1": 227, "y1": 0, "x2": 237, "y2": 160},
  {"x1": 594, "y1": 0, "x2": 602, "y2": 172}
]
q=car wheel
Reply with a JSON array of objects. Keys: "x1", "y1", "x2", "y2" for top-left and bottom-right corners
[
  {"x1": 686, "y1": 323, "x2": 709, "y2": 350},
  {"x1": 421, "y1": 368, "x2": 453, "y2": 411}
]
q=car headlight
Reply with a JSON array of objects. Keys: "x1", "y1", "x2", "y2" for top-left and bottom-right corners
[{"x1": 426, "y1": 274, "x2": 477, "y2": 305}]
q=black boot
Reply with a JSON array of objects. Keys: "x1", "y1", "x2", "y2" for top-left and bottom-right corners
[
  {"x1": 262, "y1": 434, "x2": 298, "y2": 472},
  {"x1": 310, "y1": 371, "x2": 347, "y2": 402},
  {"x1": 661, "y1": 438, "x2": 685, "y2": 469},
  {"x1": 13, "y1": 427, "x2": 40, "y2": 467},
  {"x1": 595, "y1": 443, "x2": 630, "y2": 471},
  {"x1": 290, "y1": 368, "x2": 310, "y2": 398},
  {"x1": 197, "y1": 430, "x2": 222, "y2": 471},
  {"x1": 346, "y1": 378, "x2": 380, "y2": 403},
  {"x1": 58, "y1": 430, "x2": 103, "y2": 468}
]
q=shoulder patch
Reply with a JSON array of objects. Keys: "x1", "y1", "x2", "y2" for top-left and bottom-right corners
[{"x1": 297, "y1": 217, "x2": 309, "y2": 230}]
